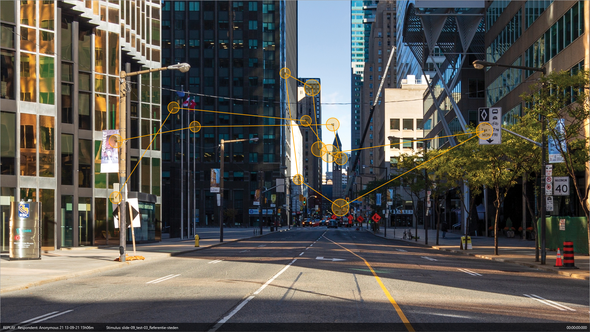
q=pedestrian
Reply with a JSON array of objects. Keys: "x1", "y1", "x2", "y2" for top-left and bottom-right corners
[{"x1": 441, "y1": 222, "x2": 448, "y2": 239}]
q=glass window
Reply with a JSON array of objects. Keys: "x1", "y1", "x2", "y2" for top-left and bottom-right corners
[
  {"x1": 61, "y1": 134, "x2": 73, "y2": 185},
  {"x1": 95, "y1": 30, "x2": 106, "y2": 73},
  {"x1": 389, "y1": 136, "x2": 399, "y2": 149},
  {"x1": 94, "y1": 197, "x2": 106, "y2": 245},
  {"x1": 39, "y1": 56, "x2": 54, "y2": 104},
  {"x1": 95, "y1": 94, "x2": 107, "y2": 131},
  {"x1": 0, "y1": 0, "x2": 15, "y2": 23},
  {"x1": 39, "y1": 31, "x2": 54, "y2": 55},
  {"x1": 39, "y1": 1, "x2": 54, "y2": 29},
  {"x1": 61, "y1": 63, "x2": 73, "y2": 82},
  {"x1": 61, "y1": 195, "x2": 73, "y2": 247},
  {"x1": 141, "y1": 119, "x2": 150, "y2": 149},
  {"x1": 78, "y1": 197, "x2": 92, "y2": 245},
  {"x1": 61, "y1": 19, "x2": 72, "y2": 61},
  {"x1": 78, "y1": 139, "x2": 92, "y2": 188},
  {"x1": 20, "y1": 52, "x2": 35, "y2": 102},
  {"x1": 95, "y1": 74, "x2": 106, "y2": 93},
  {"x1": 108, "y1": 32, "x2": 119, "y2": 75},
  {"x1": 390, "y1": 118, "x2": 399, "y2": 130},
  {"x1": 249, "y1": 2, "x2": 258, "y2": 11},
  {"x1": 416, "y1": 119, "x2": 424, "y2": 130},
  {"x1": 0, "y1": 50, "x2": 15, "y2": 100},
  {"x1": 39, "y1": 188, "x2": 55, "y2": 248},
  {"x1": 20, "y1": 0, "x2": 36, "y2": 27},
  {"x1": 20, "y1": 113, "x2": 36, "y2": 176},
  {"x1": 109, "y1": 96, "x2": 119, "y2": 130},
  {"x1": 78, "y1": 92, "x2": 91, "y2": 130},
  {"x1": 403, "y1": 119, "x2": 413, "y2": 130},
  {"x1": 0, "y1": 24, "x2": 14, "y2": 48},
  {"x1": 78, "y1": 28, "x2": 91, "y2": 71},
  {"x1": 108, "y1": 7, "x2": 118, "y2": 24},
  {"x1": 403, "y1": 138, "x2": 413, "y2": 149},
  {"x1": 152, "y1": 158, "x2": 160, "y2": 195},
  {"x1": 39, "y1": 115, "x2": 54, "y2": 177},
  {"x1": 94, "y1": 141, "x2": 106, "y2": 188},
  {"x1": 61, "y1": 84, "x2": 73, "y2": 124},
  {"x1": 141, "y1": 157, "x2": 150, "y2": 193},
  {"x1": 152, "y1": 121, "x2": 160, "y2": 150},
  {"x1": 0, "y1": 112, "x2": 16, "y2": 175}
]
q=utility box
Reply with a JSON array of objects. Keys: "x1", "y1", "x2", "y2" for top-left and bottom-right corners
[{"x1": 9, "y1": 201, "x2": 41, "y2": 260}]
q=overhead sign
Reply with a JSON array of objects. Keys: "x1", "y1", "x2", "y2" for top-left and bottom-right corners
[
  {"x1": 478, "y1": 107, "x2": 502, "y2": 145},
  {"x1": 553, "y1": 177, "x2": 569, "y2": 196}
]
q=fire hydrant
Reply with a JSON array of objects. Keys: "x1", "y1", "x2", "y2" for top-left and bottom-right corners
[{"x1": 195, "y1": 234, "x2": 199, "y2": 247}]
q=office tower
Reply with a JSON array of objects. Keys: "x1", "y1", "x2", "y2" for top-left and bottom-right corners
[
  {"x1": 0, "y1": 0, "x2": 162, "y2": 250},
  {"x1": 160, "y1": 1, "x2": 298, "y2": 237}
]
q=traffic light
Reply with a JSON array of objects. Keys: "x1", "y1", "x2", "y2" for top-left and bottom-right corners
[{"x1": 303, "y1": 198, "x2": 307, "y2": 206}]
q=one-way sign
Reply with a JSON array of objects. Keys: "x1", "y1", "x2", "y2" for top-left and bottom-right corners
[{"x1": 478, "y1": 107, "x2": 502, "y2": 145}]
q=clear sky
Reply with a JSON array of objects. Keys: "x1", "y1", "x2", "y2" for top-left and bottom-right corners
[{"x1": 298, "y1": 1, "x2": 351, "y2": 154}]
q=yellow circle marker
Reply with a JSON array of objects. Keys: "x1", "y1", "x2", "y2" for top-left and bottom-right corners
[
  {"x1": 279, "y1": 67, "x2": 291, "y2": 79},
  {"x1": 321, "y1": 144, "x2": 337, "y2": 163},
  {"x1": 300, "y1": 115, "x2": 312, "y2": 127},
  {"x1": 110, "y1": 134, "x2": 123, "y2": 148},
  {"x1": 326, "y1": 117, "x2": 340, "y2": 132},
  {"x1": 334, "y1": 152, "x2": 348, "y2": 166},
  {"x1": 292, "y1": 174, "x2": 304, "y2": 185},
  {"x1": 304, "y1": 79, "x2": 321, "y2": 96},
  {"x1": 476, "y1": 122, "x2": 494, "y2": 140},
  {"x1": 311, "y1": 141, "x2": 325, "y2": 157},
  {"x1": 109, "y1": 191, "x2": 122, "y2": 205},
  {"x1": 332, "y1": 198, "x2": 349, "y2": 216},
  {"x1": 168, "y1": 101, "x2": 180, "y2": 114},
  {"x1": 189, "y1": 121, "x2": 201, "y2": 133}
]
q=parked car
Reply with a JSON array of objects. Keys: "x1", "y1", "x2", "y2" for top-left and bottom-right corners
[
  {"x1": 328, "y1": 220, "x2": 338, "y2": 228},
  {"x1": 302, "y1": 218, "x2": 311, "y2": 227}
]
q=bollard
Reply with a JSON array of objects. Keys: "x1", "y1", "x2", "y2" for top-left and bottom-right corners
[
  {"x1": 561, "y1": 241, "x2": 578, "y2": 269},
  {"x1": 195, "y1": 234, "x2": 199, "y2": 247}
]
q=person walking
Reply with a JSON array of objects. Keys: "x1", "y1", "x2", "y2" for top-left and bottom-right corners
[{"x1": 441, "y1": 222, "x2": 448, "y2": 239}]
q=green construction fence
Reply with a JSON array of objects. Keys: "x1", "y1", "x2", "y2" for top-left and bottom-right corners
[{"x1": 537, "y1": 216, "x2": 589, "y2": 255}]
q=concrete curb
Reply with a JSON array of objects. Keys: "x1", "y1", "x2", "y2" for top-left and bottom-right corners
[{"x1": 367, "y1": 230, "x2": 589, "y2": 281}]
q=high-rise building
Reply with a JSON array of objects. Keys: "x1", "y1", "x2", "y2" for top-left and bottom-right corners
[
  {"x1": 0, "y1": 0, "x2": 163, "y2": 251},
  {"x1": 332, "y1": 133, "x2": 343, "y2": 199},
  {"x1": 160, "y1": 1, "x2": 298, "y2": 237},
  {"x1": 297, "y1": 78, "x2": 321, "y2": 212}
]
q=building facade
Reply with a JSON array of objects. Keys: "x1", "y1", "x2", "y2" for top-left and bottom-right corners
[
  {"x1": 160, "y1": 1, "x2": 298, "y2": 237},
  {"x1": 1, "y1": 0, "x2": 162, "y2": 251}
]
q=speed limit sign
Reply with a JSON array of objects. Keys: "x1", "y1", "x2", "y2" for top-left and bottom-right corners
[{"x1": 553, "y1": 177, "x2": 569, "y2": 196}]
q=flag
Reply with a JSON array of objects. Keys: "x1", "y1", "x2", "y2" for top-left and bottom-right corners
[
  {"x1": 189, "y1": 97, "x2": 196, "y2": 110},
  {"x1": 176, "y1": 90, "x2": 185, "y2": 98},
  {"x1": 182, "y1": 96, "x2": 190, "y2": 107}
]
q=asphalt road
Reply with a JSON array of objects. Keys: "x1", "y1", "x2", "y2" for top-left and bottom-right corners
[{"x1": 2, "y1": 228, "x2": 588, "y2": 331}]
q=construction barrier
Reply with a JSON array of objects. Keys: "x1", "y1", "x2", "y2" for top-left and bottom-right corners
[
  {"x1": 537, "y1": 216, "x2": 588, "y2": 255},
  {"x1": 460, "y1": 236, "x2": 472, "y2": 250},
  {"x1": 554, "y1": 248, "x2": 563, "y2": 267},
  {"x1": 561, "y1": 241, "x2": 578, "y2": 269}
]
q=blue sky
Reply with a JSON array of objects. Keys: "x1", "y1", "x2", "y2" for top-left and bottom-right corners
[{"x1": 298, "y1": 1, "x2": 351, "y2": 153}]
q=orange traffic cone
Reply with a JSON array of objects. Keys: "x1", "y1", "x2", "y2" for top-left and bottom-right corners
[{"x1": 554, "y1": 248, "x2": 563, "y2": 267}]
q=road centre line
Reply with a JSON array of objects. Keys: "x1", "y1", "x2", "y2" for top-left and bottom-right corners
[
  {"x1": 208, "y1": 259, "x2": 298, "y2": 332},
  {"x1": 458, "y1": 268, "x2": 482, "y2": 276},
  {"x1": 146, "y1": 274, "x2": 181, "y2": 284},
  {"x1": 524, "y1": 294, "x2": 576, "y2": 311},
  {"x1": 8, "y1": 310, "x2": 74, "y2": 332},
  {"x1": 322, "y1": 235, "x2": 415, "y2": 332}
]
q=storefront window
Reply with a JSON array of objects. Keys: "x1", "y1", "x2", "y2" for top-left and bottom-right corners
[
  {"x1": 20, "y1": 113, "x2": 36, "y2": 176},
  {"x1": 39, "y1": 189, "x2": 54, "y2": 249},
  {"x1": 39, "y1": 115, "x2": 54, "y2": 177},
  {"x1": 1, "y1": 112, "x2": 16, "y2": 175},
  {"x1": 61, "y1": 195, "x2": 73, "y2": 247},
  {"x1": 20, "y1": 187, "x2": 36, "y2": 202}
]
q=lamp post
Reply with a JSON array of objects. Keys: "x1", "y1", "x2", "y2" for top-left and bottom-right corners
[
  {"x1": 118, "y1": 63, "x2": 190, "y2": 262},
  {"x1": 219, "y1": 137, "x2": 259, "y2": 242},
  {"x1": 472, "y1": 60, "x2": 547, "y2": 264}
]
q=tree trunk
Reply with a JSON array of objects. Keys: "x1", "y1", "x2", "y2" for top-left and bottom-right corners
[
  {"x1": 435, "y1": 195, "x2": 440, "y2": 245},
  {"x1": 494, "y1": 187, "x2": 501, "y2": 255}
]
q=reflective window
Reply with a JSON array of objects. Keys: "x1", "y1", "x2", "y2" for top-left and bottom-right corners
[
  {"x1": 0, "y1": 112, "x2": 16, "y2": 175},
  {"x1": 109, "y1": 96, "x2": 119, "y2": 130},
  {"x1": 78, "y1": 139, "x2": 92, "y2": 188},
  {"x1": 61, "y1": 135, "x2": 74, "y2": 184},
  {"x1": 39, "y1": 56, "x2": 54, "y2": 104},
  {"x1": 39, "y1": 31, "x2": 54, "y2": 55},
  {"x1": 61, "y1": 84, "x2": 73, "y2": 123},
  {"x1": 141, "y1": 157, "x2": 150, "y2": 193},
  {"x1": 152, "y1": 71, "x2": 160, "y2": 104},
  {"x1": 39, "y1": 189, "x2": 54, "y2": 248},
  {"x1": 94, "y1": 141, "x2": 106, "y2": 188},
  {"x1": 141, "y1": 119, "x2": 150, "y2": 149},
  {"x1": 20, "y1": 27, "x2": 36, "y2": 52},
  {"x1": 403, "y1": 119, "x2": 413, "y2": 130},
  {"x1": 39, "y1": 1, "x2": 54, "y2": 30},
  {"x1": 0, "y1": 0, "x2": 15, "y2": 23},
  {"x1": 95, "y1": 74, "x2": 106, "y2": 93},
  {"x1": 0, "y1": 50, "x2": 15, "y2": 100},
  {"x1": 78, "y1": 92, "x2": 91, "y2": 130},
  {"x1": 152, "y1": 158, "x2": 160, "y2": 195},
  {"x1": 152, "y1": 121, "x2": 160, "y2": 150},
  {"x1": 95, "y1": 30, "x2": 106, "y2": 73},
  {"x1": 39, "y1": 115, "x2": 54, "y2": 177},
  {"x1": 78, "y1": 28, "x2": 91, "y2": 71},
  {"x1": 1, "y1": 24, "x2": 14, "y2": 48},
  {"x1": 95, "y1": 94, "x2": 107, "y2": 131},
  {"x1": 60, "y1": 19, "x2": 72, "y2": 61},
  {"x1": 20, "y1": 0, "x2": 36, "y2": 27},
  {"x1": 20, "y1": 113, "x2": 36, "y2": 176}
]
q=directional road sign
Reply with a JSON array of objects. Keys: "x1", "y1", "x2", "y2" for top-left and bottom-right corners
[
  {"x1": 478, "y1": 107, "x2": 502, "y2": 145},
  {"x1": 371, "y1": 213, "x2": 381, "y2": 222}
]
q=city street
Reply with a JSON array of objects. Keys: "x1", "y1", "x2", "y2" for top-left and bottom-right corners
[{"x1": 2, "y1": 227, "x2": 588, "y2": 331}]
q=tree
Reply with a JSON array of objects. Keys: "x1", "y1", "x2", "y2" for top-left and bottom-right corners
[
  {"x1": 522, "y1": 69, "x2": 590, "y2": 253},
  {"x1": 392, "y1": 153, "x2": 428, "y2": 239},
  {"x1": 424, "y1": 149, "x2": 457, "y2": 245}
]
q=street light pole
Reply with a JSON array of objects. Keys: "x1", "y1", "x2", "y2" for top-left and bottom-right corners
[
  {"x1": 472, "y1": 60, "x2": 547, "y2": 263},
  {"x1": 219, "y1": 137, "x2": 259, "y2": 242},
  {"x1": 117, "y1": 63, "x2": 190, "y2": 262}
]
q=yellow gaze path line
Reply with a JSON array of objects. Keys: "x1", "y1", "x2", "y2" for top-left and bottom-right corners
[{"x1": 322, "y1": 235, "x2": 415, "y2": 332}]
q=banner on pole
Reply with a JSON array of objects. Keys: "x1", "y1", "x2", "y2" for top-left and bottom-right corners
[
  {"x1": 210, "y1": 169, "x2": 220, "y2": 193},
  {"x1": 101, "y1": 130, "x2": 119, "y2": 173}
]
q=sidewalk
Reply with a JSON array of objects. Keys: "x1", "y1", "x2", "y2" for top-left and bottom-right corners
[
  {"x1": 362, "y1": 224, "x2": 589, "y2": 280},
  {"x1": 1, "y1": 227, "x2": 290, "y2": 294}
]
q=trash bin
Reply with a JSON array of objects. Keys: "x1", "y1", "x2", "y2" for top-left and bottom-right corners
[{"x1": 9, "y1": 201, "x2": 41, "y2": 260}]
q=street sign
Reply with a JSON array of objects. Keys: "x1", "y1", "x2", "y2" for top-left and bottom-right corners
[
  {"x1": 248, "y1": 209, "x2": 259, "y2": 215},
  {"x1": 371, "y1": 213, "x2": 381, "y2": 222},
  {"x1": 559, "y1": 219, "x2": 566, "y2": 230},
  {"x1": 376, "y1": 193, "x2": 381, "y2": 206},
  {"x1": 478, "y1": 107, "x2": 502, "y2": 145},
  {"x1": 553, "y1": 177, "x2": 569, "y2": 196},
  {"x1": 357, "y1": 216, "x2": 364, "y2": 222},
  {"x1": 347, "y1": 215, "x2": 353, "y2": 222},
  {"x1": 546, "y1": 196, "x2": 554, "y2": 212}
]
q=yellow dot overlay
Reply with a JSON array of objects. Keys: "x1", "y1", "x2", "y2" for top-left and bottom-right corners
[
  {"x1": 109, "y1": 134, "x2": 123, "y2": 148},
  {"x1": 304, "y1": 79, "x2": 321, "y2": 96},
  {"x1": 332, "y1": 199, "x2": 349, "y2": 217},
  {"x1": 300, "y1": 115, "x2": 312, "y2": 127},
  {"x1": 168, "y1": 101, "x2": 180, "y2": 114},
  {"x1": 189, "y1": 121, "x2": 201, "y2": 133},
  {"x1": 279, "y1": 67, "x2": 291, "y2": 79},
  {"x1": 476, "y1": 122, "x2": 493, "y2": 140},
  {"x1": 326, "y1": 117, "x2": 340, "y2": 132},
  {"x1": 321, "y1": 144, "x2": 337, "y2": 163},
  {"x1": 292, "y1": 174, "x2": 304, "y2": 186},
  {"x1": 334, "y1": 152, "x2": 348, "y2": 166},
  {"x1": 311, "y1": 141, "x2": 325, "y2": 157},
  {"x1": 110, "y1": 191, "x2": 122, "y2": 205}
]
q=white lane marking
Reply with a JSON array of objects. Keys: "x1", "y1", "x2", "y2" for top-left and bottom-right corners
[
  {"x1": 458, "y1": 268, "x2": 482, "y2": 276},
  {"x1": 524, "y1": 294, "x2": 576, "y2": 311},
  {"x1": 208, "y1": 259, "x2": 223, "y2": 264},
  {"x1": 258, "y1": 245, "x2": 266, "y2": 247},
  {"x1": 420, "y1": 312, "x2": 476, "y2": 319},
  {"x1": 208, "y1": 259, "x2": 298, "y2": 332},
  {"x1": 239, "y1": 250, "x2": 250, "y2": 253},
  {"x1": 395, "y1": 249, "x2": 407, "y2": 252},
  {"x1": 305, "y1": 247, "x2": 309, "y2": 250},
  {"x1": 299, "y1": 252, "x2": 304, "y2": 256},
  {"x1": 9, "y1": 310, "x2": 74, "y2": 331},
  {"x1": 16, "y1": 311, "x2": 59, "y2": 325},
  {"x1": 147, "y1": 274, "x2": 181, "y2": 284},
  {"x1": 309, "y1": 244, "x2": 313, "y2": 247},
  {"x1": 420, "y1": 256, "x2": 438, "y2": 261},
  {"x1": 316, "y1": 256, "x2": 345, "y2": 262}
]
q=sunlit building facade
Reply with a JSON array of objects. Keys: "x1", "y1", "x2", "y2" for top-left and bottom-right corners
[{"x1": 0, "y1": 0, "x2": 162, "y2": 251}]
